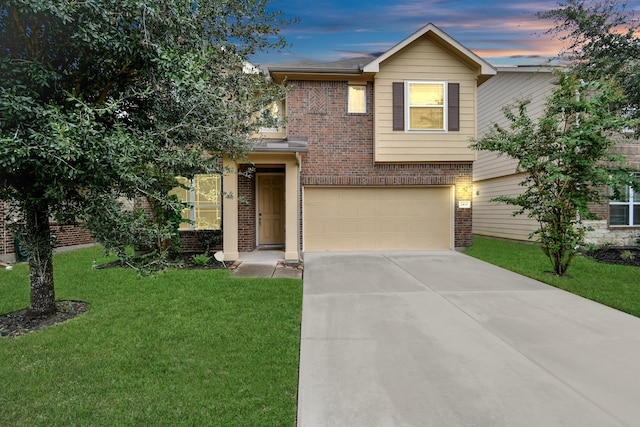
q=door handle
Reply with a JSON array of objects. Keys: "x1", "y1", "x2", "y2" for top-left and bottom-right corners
[{"x1": 259, "y1": 212, "x2": 262, "y2": 225}]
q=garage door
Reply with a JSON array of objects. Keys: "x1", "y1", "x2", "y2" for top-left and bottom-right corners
[{"x1": 304, "y1": 187, "x2": 452, "y2": 251}]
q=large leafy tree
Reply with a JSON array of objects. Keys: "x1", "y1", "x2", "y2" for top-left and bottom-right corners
[
  {"x1": 1, "y1": 0, "x2": 288, "y2": 316},
  {"x1": 539, "y1": 0, "x2": 640, "y2": 127},
  {"x1": 472, "y1": 74, "x2": 639, "y2": 276}
]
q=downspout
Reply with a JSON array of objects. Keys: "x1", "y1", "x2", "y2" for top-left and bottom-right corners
[{"x1": 296, "y1": 152, "x2": 302, "y2": 262}]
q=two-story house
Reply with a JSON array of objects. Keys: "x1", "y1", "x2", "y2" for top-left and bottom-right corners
[
  {"x1": 1, "y1": 23, "x2": 497, "y2": 263},
  {"x1": 220, "y1": 23, "x2": 496, "y2": 261}
]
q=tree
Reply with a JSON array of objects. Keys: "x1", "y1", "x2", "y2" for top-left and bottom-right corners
[
  {"x1": 539, "y1": 0, "x2": 640, "y2": 128},
  {"x1": 472, "y1": 73, "x2": 640, "y2": 275},
  {"x1": 0, "y1": 0, "x2": 289, "y2": 316}
]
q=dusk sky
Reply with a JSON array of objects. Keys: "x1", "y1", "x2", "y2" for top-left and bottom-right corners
[{"x1": 249, "y1": 0, "x2": 640, "y2": 66}]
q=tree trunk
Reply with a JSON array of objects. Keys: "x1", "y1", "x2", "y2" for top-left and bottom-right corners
[{"x1": 24, "y1": 203, "x2": 56, "y2": 317}]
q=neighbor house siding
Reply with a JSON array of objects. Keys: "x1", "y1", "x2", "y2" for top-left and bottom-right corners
[
  {"x1": 473, "y1": 173, "x2": 538, "y2": 241},
  {"x1": 373, "y1": 35, "x2": 480, "y2": 162},
  {"x1": 475, "y1": 69, "x2": 557, "y2": 181},
  {"x1": 473, "y1": 68, "x2": 557, "y2": 242}
]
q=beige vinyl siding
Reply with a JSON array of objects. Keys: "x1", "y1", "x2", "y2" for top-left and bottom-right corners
[
  {"x1": 473, "y1": 173, "x2": 538, "y2": 241},
  {"x1": 475, "y1": 69, "x2": 557, "y2": 181},
  {"x1": 374, "y1": 35, "x2": 480, "y2": 162}
]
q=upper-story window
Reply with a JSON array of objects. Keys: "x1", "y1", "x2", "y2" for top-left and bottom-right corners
[
  {"x1": 406, "y1": 81, "x2": 446, "y2": 131},
  {"x1": 260, "y1": 101, "x2": 283, "y2": 132},
  {"x1": 348, "y1": 85, "x2": 366, "y2": 113},
  {"x1": 170, "y1": 174, "x2": 222, "y2": 230},
  {"x1": 610, "y1": 177, "x2": 640, "y2": 226}
]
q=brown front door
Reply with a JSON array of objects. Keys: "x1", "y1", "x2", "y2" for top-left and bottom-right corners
[{"x1": 258, "y1": 174, "x2": 285, "y2": 245}]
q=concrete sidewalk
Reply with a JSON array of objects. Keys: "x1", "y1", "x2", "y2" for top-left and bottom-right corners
[
  {"x1": 231, "y1": 250, "x2": 302, "y2": 279},
  {"x1": 298, "y1": 251, "x2": 640, "y2": 426}
]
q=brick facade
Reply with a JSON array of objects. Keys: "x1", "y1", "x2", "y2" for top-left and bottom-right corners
[
  {"x1": 1, "y1": 201, "x2": 94, "y2": 261},
  {"x1": 288, "y1": 80, "x2": 474, "y2": 248},
  {"x1": 237, "y1": 167, "x2": 257, "y2": 252}
]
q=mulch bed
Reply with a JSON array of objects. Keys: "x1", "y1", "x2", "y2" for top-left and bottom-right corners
[
  {"x1": 585, "y1": 247, "x2": 640, "y2": 267},
  {"x1": 0, "y1": 301, "x2": 89, "y2": 338}
]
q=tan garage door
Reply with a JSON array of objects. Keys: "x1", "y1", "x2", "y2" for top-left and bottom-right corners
[{"x1": 304, "y1": 187, "x2": 452, "y2": 251}]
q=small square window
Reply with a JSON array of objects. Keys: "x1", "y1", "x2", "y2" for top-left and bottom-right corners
[{"x1": 348, "y1": 85, "x2": 366, "y2": 113}]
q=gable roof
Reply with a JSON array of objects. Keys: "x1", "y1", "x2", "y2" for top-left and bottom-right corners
[
  {"x1": 268, "y1": 23, "x2": 496, "y2": 84},
  {"x1": 362, "y1": 23, "x2": 495, "y2": 80}
]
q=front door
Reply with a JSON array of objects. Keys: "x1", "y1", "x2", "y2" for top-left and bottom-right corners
[{"x1": 257, "y1": 174, "x2": 285, "y2": 245}]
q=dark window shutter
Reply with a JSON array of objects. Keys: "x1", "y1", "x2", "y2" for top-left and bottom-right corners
[
  {"x1": 392, "y1": 82, "x2": 404, "y2": 131},
  {"x1": 448, "y1": 83, "x2": 460, "y2": 132}
]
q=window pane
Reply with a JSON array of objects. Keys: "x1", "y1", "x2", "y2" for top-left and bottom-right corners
[
  {"x1": 177, "y1": 208, "x2": 191, "y2": 230},
  {"x1": 169, "y1": 177, "x2": 192, "y2": 230},
  {"x1": 169, "y1": 176, "x2": 190, "y2": 203},
  {"x1": 610, "y1": 184, "x2": 630, "y2": 202},
  {"x1": 634, "y1": 205, "x2": 640, "y2": 226},
  {"x1": 409, "y1": 83, "x2": 444, "y2": 106},
  {"x1": 409, "y1": 107, "x2": 444, "y2": 130},
  {"x1": 260, "y1": 101, "x2": 281, "y2": 130},
  {"x1": 194, "y1": 174, "x2": 220, "y2": 205},
  {"x1": 195, "y1": 208, "x2": 221, "y2": 230},
  {"x1": 610, "y1": 204, "x2": 630, "y2": 225},
  {"x1": 348, "y1": 86, "x2": 366, "y2": 113}
]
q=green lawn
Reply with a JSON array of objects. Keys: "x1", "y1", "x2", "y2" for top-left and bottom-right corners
[
  {"x1": 0, "y1": 246, "x2": 302, "y2": 427},
  {"x1": 466, "y1": 236, "x2": 640, "y2": 317}
]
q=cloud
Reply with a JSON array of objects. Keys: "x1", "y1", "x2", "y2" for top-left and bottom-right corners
[{"x1": 253, "y1": 0, "x2": 639, "y2": 65}]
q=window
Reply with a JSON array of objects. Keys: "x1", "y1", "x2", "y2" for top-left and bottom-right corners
[
  {"x1": 407, "y1": 81, "x2": 446, "y2": 131},
  {"x1": 392, "y1": 81, "x2": 459, "y2": 132},
  {"x1": 348, "y1": 85, "x2": 366, "y2": 113},
  {"x1": 610, "y1": 179, "x2": 640, "y2": 226},
  {"x1": 259, "y1": 101, "x2": 282, "y2": 132},
  {"x1": 170, "y1": 174, "x2": 222, "y2": 230}
]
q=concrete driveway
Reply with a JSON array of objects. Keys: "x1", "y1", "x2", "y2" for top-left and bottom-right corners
[{"x1": 297, "y1": 251, "x2": 640, "y2": 427}]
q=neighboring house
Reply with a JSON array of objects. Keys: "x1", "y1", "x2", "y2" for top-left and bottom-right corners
[
  {"x1": 220, "y1": 23, "x2": 496, "y2": 261},
  {"x1": 473, "y1": 66, "x2": 640, "y2": 246},
  {"x1": 0, "y1": 201, "x2": 94, "y2": 262}
]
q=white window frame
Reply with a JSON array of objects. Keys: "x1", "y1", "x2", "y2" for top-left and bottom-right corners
[
  {"x1": 348, "y1": 85, "x2": 367, "y2": 114},
  {"x1": 405, "y1": 80, "x2": 447, "y2": 132},
  {"x1": 610, "y1": 176, "x2": 640, "y2": 226}
]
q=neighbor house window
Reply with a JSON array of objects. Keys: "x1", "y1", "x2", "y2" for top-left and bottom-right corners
[
  {"x1": 406, "y1": 81, "x2": 446, "y2": 131},
  {"x1": 348, "y1": 85, "x2": 366, "y2": 113},
  {"x1": 610, "y1": 178, "x2": 639, "y2": 226},
  {"x1": 170, "y1": 174, "x2": 221, "y2": 230}
]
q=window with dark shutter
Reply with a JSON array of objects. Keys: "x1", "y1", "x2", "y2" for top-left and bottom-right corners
[
  {"x1": 393, "y1": 81, "x2": 460, "y2": 132},
  {"x1": 392, "y1": 82, "x2": 404, "y2": 131}
]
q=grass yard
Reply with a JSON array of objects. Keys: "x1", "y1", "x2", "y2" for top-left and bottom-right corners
[
  {"x1": 466, "y1": 236, "x2": 640, "y2": 317},
  {"x1": 0, "y1": 246, "x2": 302, "y2": 426}
]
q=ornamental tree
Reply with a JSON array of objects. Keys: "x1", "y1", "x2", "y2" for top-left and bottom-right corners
[
  {"x1": 0, "y1": 0, "x2": 289, "y2": 316},
  {"x1": 472, "y1": 74, "x2": 640, "y2": 276}
]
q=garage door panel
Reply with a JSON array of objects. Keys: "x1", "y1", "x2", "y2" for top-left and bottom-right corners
[{"x1": 304, "y1": 187, "x2": 452, "y2": 251}]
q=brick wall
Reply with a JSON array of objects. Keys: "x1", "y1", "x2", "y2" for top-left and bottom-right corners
[
  {"x1": 237, "y1": 167, "x2": 257, "y2": 252},
  {"x1": 179, "y1": 230, "x2": 223, "y2": 253},
  {"x1": 288, "y1": 80, "x2": 474, "y2": 247},
  {"x1": 1, "y1": 201, "x2": 94, "y2": 260}
]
